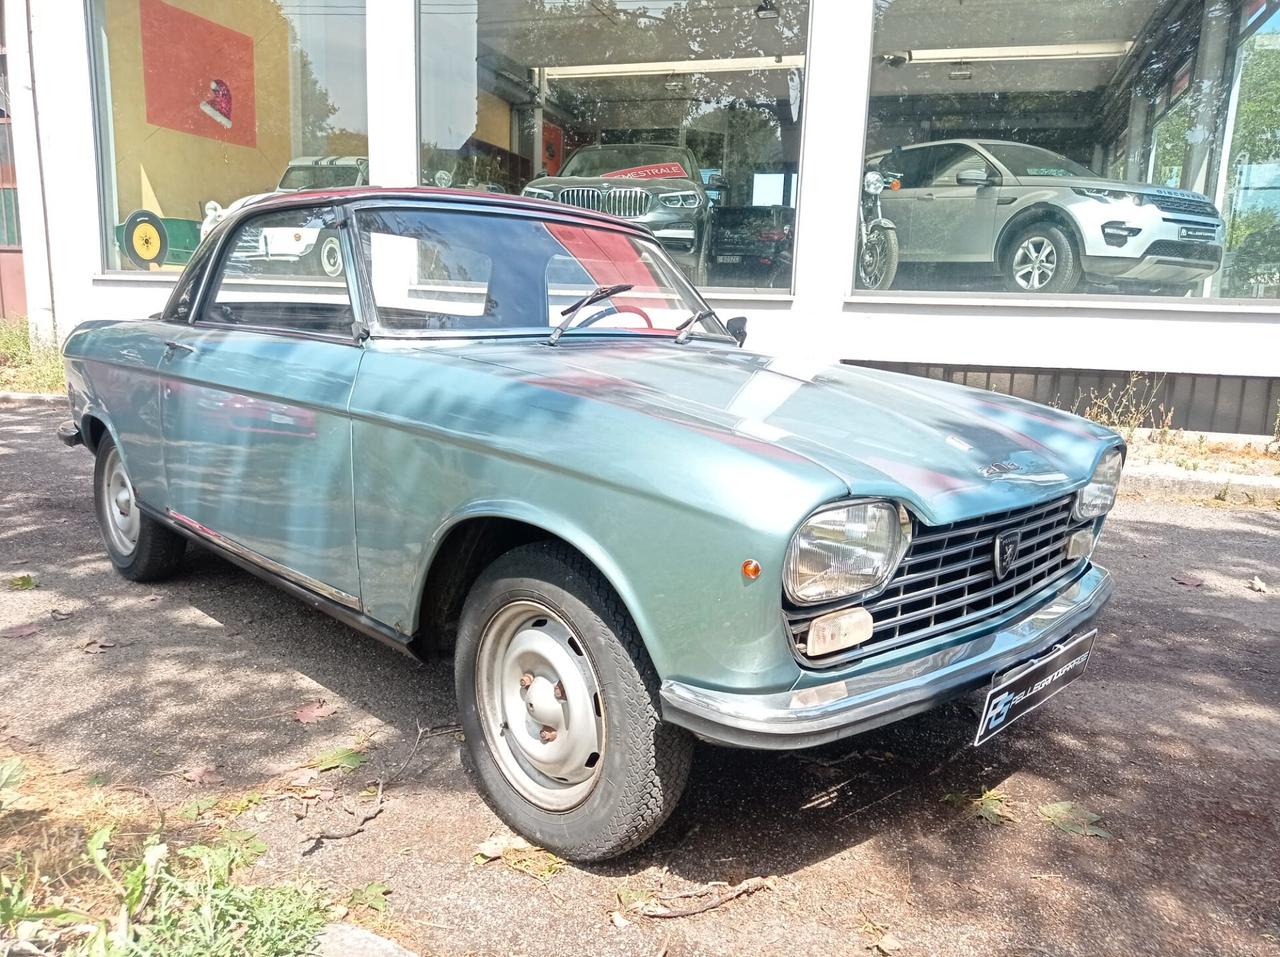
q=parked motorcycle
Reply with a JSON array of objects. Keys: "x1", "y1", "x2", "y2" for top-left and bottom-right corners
[{"x1": 858, "y1": 167, "x2": 900, "y2": 290}]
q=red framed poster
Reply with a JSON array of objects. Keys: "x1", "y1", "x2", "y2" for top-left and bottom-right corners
[{"x1": 139, "y1": 0, "x2": 257, "y2": 147}]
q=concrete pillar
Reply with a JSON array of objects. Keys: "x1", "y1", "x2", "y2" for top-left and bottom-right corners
[
  {"x1": 366, "y1": 0, "x2": 419, "y2": 188},
  {"x1": 1182, "y1": 0, "x2": 1233, "y2": 194}
]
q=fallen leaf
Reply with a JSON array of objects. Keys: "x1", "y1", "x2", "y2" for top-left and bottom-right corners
[
  {"x1": 293, "y1": 700, "x2": 338, "y2": 724},
  {"x1": 7, "y1": 575, "x2": 38, "y2": 591},
  {"x1": 474, "y1": 834, "x2": 564, "y2": 883},
  {"x1": 870, "y1": 932, "x2": 904, "y2": 955},
  {"x1": 306, "y1": 745, "x2": 367, "y2": 774},
  {"x1": 475, "y1": 833, "x2": 531, "y2": 862},
  {"x1": 288, "y1": 768, "x2": 320, "y2": 787},
  {"x1": 347, "y1": 882, "x2": 390, "y2": 914},
  {"x1": 1172, "y1": 573, "x2": 1204, "y2": 588},
  {"x1": 79, "y1": 639, "x2": 116, "y2": 654},
  {"x1": 182, "y1": 766, "x2": 225, "y2": 785},
  {"x1": 1, "y1": 623, "x2": 40, "y2": 639},
  {"x1": 178, "y1": 797, "x2": 218, "y2": 821},
  {"x1": 1247, "y1": 576, "x2": 1268, "y2": 594},
  {"x1": 1038, "y1": 801, "x2": 1111, "y2": 838},
  {"x1": 610, "y1": 911, "x2": 633, "y2": 929},
  {"x1": 50, "y1": 609, "x2": 74, "y2": 621}
]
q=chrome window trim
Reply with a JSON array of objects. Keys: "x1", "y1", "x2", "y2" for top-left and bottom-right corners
[{"x1": 166, "y1": 508, "x2": 361, "y2": 610}]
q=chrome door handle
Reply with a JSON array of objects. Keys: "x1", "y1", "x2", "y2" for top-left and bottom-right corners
[{"x1": 163, "y1": 340, "x2": 196, "y2": 356}]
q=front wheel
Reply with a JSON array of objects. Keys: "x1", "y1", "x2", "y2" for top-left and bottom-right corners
[
  {"x1": 858, "y1": 223, "x2": 899, "y2": 290},
  {"x1": 1003, "y1": 222, "x2": 1081, "y2": 293},
  {"x1": 455, "y1": 542, "x2": 693, "y2": 861}
]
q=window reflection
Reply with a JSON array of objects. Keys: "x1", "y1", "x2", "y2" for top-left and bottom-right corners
[
  {"x1": 857, "y1": 0, "x2": 1280, "y2": 302},
  {"x1": 417, "y1": 0, "x2": 809, "y2": 291}
]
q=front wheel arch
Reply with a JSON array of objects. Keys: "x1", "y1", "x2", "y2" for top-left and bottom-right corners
[{"x1": 412, "y1": 512, "x2": 657, "y2": 671}]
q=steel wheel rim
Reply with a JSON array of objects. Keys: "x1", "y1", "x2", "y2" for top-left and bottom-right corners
[
  {"x1": 320, "y1": 237, "x2": 343, "y2": 277},
  {"x1": 100, "y1": 447, "x2": 139, "y2": 556},
  {"x1": 860, "y1": 229, "x2": 889, "y2": 287},
  {"x1": 475, "y1": 599, "x2": 606, "y2": 812},
  {"x1": 1013, "y1": 236, "x2": 1057, "y2": 290}
]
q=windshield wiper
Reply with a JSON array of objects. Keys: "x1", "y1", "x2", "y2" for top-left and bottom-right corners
[
  {"x1": 547, "y1": 283, "x2": 634, "y2": 346},
  {"x1": 673, "y1": 308, "x2": 716, "y2": 345}
]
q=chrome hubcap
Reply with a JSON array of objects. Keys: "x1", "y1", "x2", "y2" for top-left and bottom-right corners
[
  {"x1": 1013, "y1": 237, "x2": 1057, "y2": 290},
  {"x1": 475, "y1": 600, "x2": 605, "y2": 812},
  {"x1": 100, "y1": 447, "x2": 139, "y2": 556}
]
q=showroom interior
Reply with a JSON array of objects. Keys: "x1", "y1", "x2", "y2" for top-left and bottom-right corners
[{"x1": 6, "y1": 0, "x2": 1280, "y2": 433}]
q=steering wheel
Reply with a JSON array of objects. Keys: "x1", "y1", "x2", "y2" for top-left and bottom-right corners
[{"x1": 576, "y1": 302, "x2": 653, "y2": 330}]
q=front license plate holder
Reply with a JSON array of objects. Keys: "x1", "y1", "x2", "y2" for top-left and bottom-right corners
[{"x1": 974, "y1": 629, "x2": 1098, "y2": 746}]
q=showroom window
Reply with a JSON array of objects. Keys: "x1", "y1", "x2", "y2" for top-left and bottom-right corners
[
  {"x1": 416, "y1": 0, "x2": 809, "y2": 292},
  {"x1": 89, "y1": 0, "x2": 368, "y2": 272},
  {"x1": 855, "y1": 0, "x2": 1280, "y2": 302}
]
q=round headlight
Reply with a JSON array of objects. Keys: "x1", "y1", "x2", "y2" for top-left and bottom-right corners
[
  {"x1": 1073, "y1": 448, "x2": 1124, "y2": 521},
  {"x1": 863, "y1": 171, "x2": 886, "y2": 195},
  {"x1": 785, "y1": 500, "x2": 911, "y2": 605}
]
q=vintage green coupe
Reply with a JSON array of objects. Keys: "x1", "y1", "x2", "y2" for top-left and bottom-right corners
[{"x1": 59, "y1": 188, "x2": 1122, "y2": 860}]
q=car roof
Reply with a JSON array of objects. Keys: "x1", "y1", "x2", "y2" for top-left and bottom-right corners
[{"x1": 221, "y1": 186, "x2": 655, "y2": 238}]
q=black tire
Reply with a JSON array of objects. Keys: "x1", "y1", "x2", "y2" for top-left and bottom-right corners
[
  {"x1": 858, "y1": 223, "x2": 899, "y2": 290},
  {"x1": 93, "y1": 434, "x2": 186, "y2": 581},
  {"x1": 1002, "y1": 222, "x2": 1081, "y2": 294},
  {"x1": 454, "y1": 541, "x2": 693, "y2": 862}
]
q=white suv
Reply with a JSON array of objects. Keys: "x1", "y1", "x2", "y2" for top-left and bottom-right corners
[{"x1": 867, "y1": 139, "x2": 1225, "y2": 293}]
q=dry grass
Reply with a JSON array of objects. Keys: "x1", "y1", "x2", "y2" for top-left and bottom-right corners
[{"x1": 0, "y1": 319, "x2": 65, "y2": 394}]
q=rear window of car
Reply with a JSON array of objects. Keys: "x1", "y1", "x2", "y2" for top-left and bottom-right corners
[{"x1": 279, "y1": 164, "x2": 364, "y2": 190}]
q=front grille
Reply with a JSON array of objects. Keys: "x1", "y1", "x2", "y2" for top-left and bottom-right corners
[
  {"x1": 1150, "y1": 195, "x2": 1218, "y2": 217},
  {"x1": 789, "y1": 495, "x2": 1089, "y2": 667},
  {"x1": 556, "y1": 187, "x2": 651, "y2": 218},
  {"x1": 1145, "y1": 239, "x2": 1223, "y2": 264}
]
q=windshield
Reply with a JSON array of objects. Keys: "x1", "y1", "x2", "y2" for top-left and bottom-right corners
[
  {"x1": 356, "y1": 208, "x2": 724, "y2": 340},
  {"x1": 279, "y1": 165, "x2": 363, "y2": 190},
  {"x1": 981, "y1": 143, "x2": 1093, "y2": 178},
  {"x1": 559, "y1": 147, "x2": 694, "y2": 180}
]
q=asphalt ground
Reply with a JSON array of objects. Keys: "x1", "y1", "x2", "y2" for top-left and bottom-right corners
[{"x1": 2, "y1": 401, "x2": 1278, "y2": 956}]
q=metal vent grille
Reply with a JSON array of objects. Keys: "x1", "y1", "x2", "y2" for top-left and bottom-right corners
[
  {"x1": 1151, "y1": 195, "x2": 1218, "y2": 217},
  {"x1": 558, "y1": 187, "x2": 603, "y2": 212},
  {"x1": 556, "y1": 187, "x2": 652, "y2": 218},
  {"x1": 790, "y1": 495, "x2": 1090, "y2": 667},
  {"x1": 1144, "y1": 239, "x2": 1222, "y2": 264}
]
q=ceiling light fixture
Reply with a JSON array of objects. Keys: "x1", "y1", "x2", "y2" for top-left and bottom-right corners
[
  {"x1": 755, "y1": 1, "x2": 780, "y2": 21},
  {"x1": 903, "y1": 41, "x2": 1132, "y2": 63},
  {"x1": 543, "y1": 55, "x2": 803, "y2": 80}
]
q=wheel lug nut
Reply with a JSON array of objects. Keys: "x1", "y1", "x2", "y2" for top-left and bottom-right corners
[
  {"x1": 519, "y1": 673, "x2": 533, "y2": 689},
  {"x1": 539, "y1": 726, "x2": 557, "y2": 743},
  {"x1": 553, "y1": 682, "x2": 565, "y2": 700}
]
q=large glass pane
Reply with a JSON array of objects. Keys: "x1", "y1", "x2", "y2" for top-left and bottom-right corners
[
  {"x1": 417, "y1": 0, "x2": 810, "y2": 292},
  {"x1": 90, "y1": 0, "x2": 367, "y2": 272},
  {"x1": 856, "y1": 0, "x2": 1279, "y2": 302},
  {"x1": 1216, "y1": 4, "x2": 1280, "y2": 297}
]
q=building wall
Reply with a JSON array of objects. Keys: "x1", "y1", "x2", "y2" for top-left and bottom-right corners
[{"x1": 5, "y1": 0, "x2": 1280, "y2": 420}]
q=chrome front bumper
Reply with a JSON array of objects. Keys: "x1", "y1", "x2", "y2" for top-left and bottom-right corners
[{"x1": 660, "y1": 564, "x2": 1113, "y2": 750}]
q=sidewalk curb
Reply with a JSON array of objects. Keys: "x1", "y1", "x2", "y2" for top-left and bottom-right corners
[
  {"x1": 1123, "y1": 464, "x2": 1280, "y2": 502},
  {"x1": 315, "y1": 924, "x2": 419, "y2": 957},
  {"x1": 0, "y1": 391, "x2": 64, "y2": 407}
]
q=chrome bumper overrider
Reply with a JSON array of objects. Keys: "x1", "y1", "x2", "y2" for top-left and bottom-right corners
[{"x1": 660, "y1": 564, "x2": 1113, "y2": 749}]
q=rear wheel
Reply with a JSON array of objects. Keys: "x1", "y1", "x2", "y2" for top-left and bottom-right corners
[
  {"x1": 1003, "y1": 222, "x2": 1081, "y2": 293},
  {"x1": 455, "y1": 542, "x2": 693, "y2": 861},
  {"x1": 93, "y1": 434, "x2": 186, "y2": 581}
]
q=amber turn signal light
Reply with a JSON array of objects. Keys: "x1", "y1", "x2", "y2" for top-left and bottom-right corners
[{"x1": 742, "y1": 559, "x2": 762, "y2": 580}]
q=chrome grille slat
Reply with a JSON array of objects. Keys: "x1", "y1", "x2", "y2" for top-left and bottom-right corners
[
  {"x1": 789, "y1": 494, "x2": 1090, "y2": 667},
  {"x1": 556, "y1": 187, "x2": 652, "y2": 218}
]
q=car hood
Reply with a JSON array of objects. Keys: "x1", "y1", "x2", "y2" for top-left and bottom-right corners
[
  {"x1": 1015, "y1": 174, "x2": 1217, "y2": 204},
  {"x1": 452, "y1": 340, "x2": 1119, "y2": 526}
]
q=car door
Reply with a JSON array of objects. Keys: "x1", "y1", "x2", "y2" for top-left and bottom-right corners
[
  {"x1": 909, "y1": 143, "x2": 999, "y2": 261},
  {"x1": 874, "y1": 146, "x2": 932, "y2": 261},
  {"x1": 158, "y1": 204, "x2": 366, "y2": 605}
]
